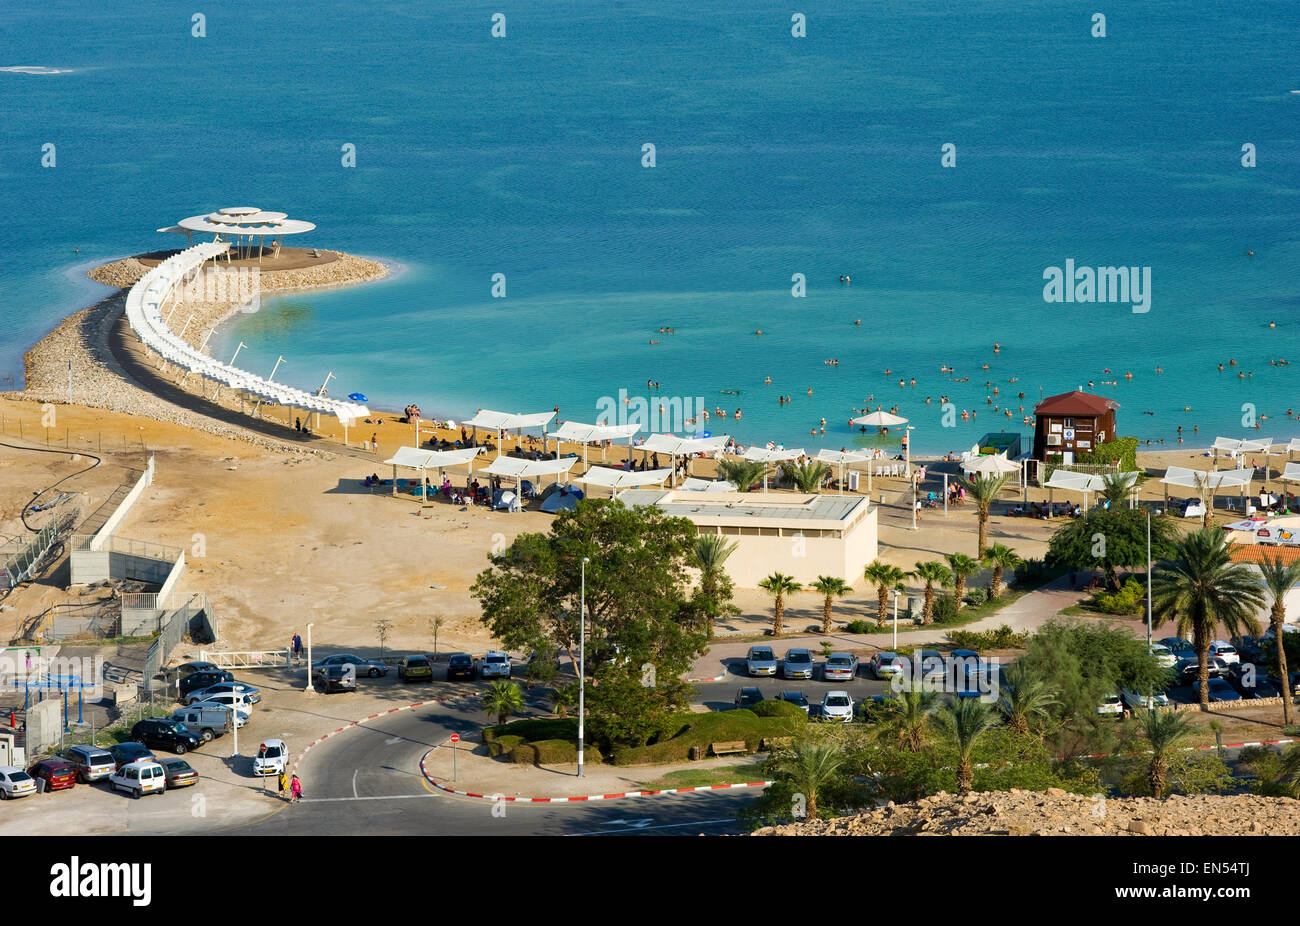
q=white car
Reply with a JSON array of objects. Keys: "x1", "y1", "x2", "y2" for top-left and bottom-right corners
[
  {"x1": 186, "y1": 681, "x2": 261, "y2": 705},
  {"x1": 187, "y1": 691, "x2": 256, "y2": 714},
  {"x1": 1208, "y1": 641, "x2": 1240, "y2": 665},
  {"x1": 253, "y1": 738, "x2": 288, "y2": 777},
  {"x1": 0, "y1": 766, "x2": 36, "y2": 799},
  {"x1": 480, "y1": 652, "x2": 512, "y2": 679},
  {"x1": 188, "y1": 700, "x2": 250, "y2": 727},
  {"x1": 821, "y1": 690, "x2": 854, "y2": 723},
  {"x1": 1147, "y1": 643, "x2": 1177, "y2": 669},
  {"x1": 108, "y1": 760, "x2": 166, "y2": 798},
  {"x1": 1096, "y1": 693, "x2": 1124, "y2": 718},
  {"x1": 1121, "y1": 688, "x2": 1171, "y2": 710}
]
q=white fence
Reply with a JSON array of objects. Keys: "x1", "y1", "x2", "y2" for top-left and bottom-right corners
[{"x1": 198, "y1": 650, "x2": 291, "y2": 669}]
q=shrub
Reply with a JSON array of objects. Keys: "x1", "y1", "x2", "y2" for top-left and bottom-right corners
[
  {"x1": 946, "y1": 624, "x2": 1030, "y2": 651},
  {"x1": 964, "y1": 587, "x2": 988, "y2": 607},
  {"x1": 932, "y1": 595, "x2": 958, "y2": 624},
  {"x1": 751, "y1": 700, "x2": 808, "y2": 719},
  {"x1": 509, "y1": 739, "x2": 603, "y2": 766},
  {"x1": 845, "y1": 619, "x2": 874, "y2": 634},
  {"x1": 1092, "y1": 577, "x2": 1145, "y2": 615},
  {"x1": 486, "y1": 734, "x2": 523, "y2": 758},
  {"x1": 610, "y1": 710, "x2": 805, "y2": 766},
  {"x1": 1077, "y1": 436, "x2": 1139, "y2": 473}
]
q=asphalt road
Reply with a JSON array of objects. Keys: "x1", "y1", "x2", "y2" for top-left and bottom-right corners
[{"x1": 216, "y1": 695, "x2": 753, "y2": 836}]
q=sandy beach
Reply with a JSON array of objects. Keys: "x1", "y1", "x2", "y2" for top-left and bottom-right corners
[{"x1": 0, "y1": 250, "x2": 1250, "y2": 660}]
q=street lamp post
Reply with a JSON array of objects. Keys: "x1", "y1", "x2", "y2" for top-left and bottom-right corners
[
  {"x1": 908, "y1": 426, "x2": 917, "y2": 530},
  {"x1": 578, "y1": 557, "x2": 589, "y2": 778},
  {"x1": 892, "y1": 589, "x2": 900, "y2": 650},
  {"x1": 1145, "y1": 510, "x2": 1153, "y2": 651},
  {"x1": 303, "y1": 622, "x2": 315, "y2": 694}
]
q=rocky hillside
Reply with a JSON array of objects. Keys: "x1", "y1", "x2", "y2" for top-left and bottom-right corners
[{"x1": 753, "y1": 788, "x2": 1300, "y2": 836}]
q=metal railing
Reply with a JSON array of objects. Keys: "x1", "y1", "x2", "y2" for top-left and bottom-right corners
[
  {"x1": 71, "y1": 534, "x2": 182, "y2": 563},
  {"x1": 3, "y1": 509, "x2": 78, "y2": 586},
  {"x1": 198, "y1": 650, "x2": 290, "y2": 669}
]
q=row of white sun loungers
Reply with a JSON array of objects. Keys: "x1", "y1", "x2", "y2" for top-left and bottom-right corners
[{"x1": 124, "y1": 243, "x2": 369, "y2": 422}]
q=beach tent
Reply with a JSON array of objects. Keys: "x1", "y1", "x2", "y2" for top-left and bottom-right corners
[
  {"x1": 539, "y1": 484, "x2": 584, "y2": 513},
  {"x1": 549, "y1": 421, "x2": 641, "y2": 464},
  {"x1": 1160, "y1": 465, "x2": 1252, "y2": 514},
  {"x1": 463, "y1": 409, "x2": 557, "y2": 458},
  {"x1": 482, "y1": 455, "x2": 580, "y2": 510},
  {"x1": 577, "y1": 465, "x2": 673, "y2": 499},
  {"x1": 679, "y1": 477, "x2": 737, "y2": 492},
  {"x1": 814, "y1": 448, "x2": 874, "y2": 495},
  {"x1": 638, "y1": 433, "x2": 731, "y2": 485},
  {"x1": 382, "y1": 446, "x2": 483, "y2": 500}
]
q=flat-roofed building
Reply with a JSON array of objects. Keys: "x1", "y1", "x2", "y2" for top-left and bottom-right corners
[{"x1": 616, "y1": 489, "x2": 878, "y2": 588}]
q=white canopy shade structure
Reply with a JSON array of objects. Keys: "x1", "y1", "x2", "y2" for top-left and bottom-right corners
[
  {"x1": 637, "y1": 433, "x2": 732, "y2": 485},
  {"x1": 680, "y1": 477, "x2": 737, "y2": 492},
  {"x1": 382, "y1": 446, "x2": 483, "y2": 499},
  {"x1": 1288, "y1": 438, "x2": 1300, "y2": 459},
  {"x1": 743, "y1": 446, "x2": 805, "y2": 492},
  {"x1": 1212, "y1": 436, "x2": 1273, "y2": 469},
  {"x1": 549, "y1": 421, "x2": 641, "y2": 464},
  {"x1": 962, "y1": 453, "x2": 1021, "y2": 476},
  {"x1": 482, "y1": 455, "x2": 580, "y2": 509},
  {"x1": 1042, "y1": 469, "x2": 1105, "y2": 512},
  {"x1": 162, "y1": 206, "x2": 317, "y2": 261},
  {"x1": 1279, "y1": 462, "x2": 1300, "y2": 483},
  {"x1": 1160, "y1": 465, "x2": 1253, "y2": 513},
  {"x1": 815, "y1": 448, "x2": 873, "y2": 495},
  {"x1": 578, "y1": 465, "x2": 673, "y2": 498},
  {"x1": 463, "y1": 409, "x2": 557, "y2": 458}
]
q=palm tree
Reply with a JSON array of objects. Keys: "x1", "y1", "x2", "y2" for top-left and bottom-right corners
[
  {"x1": 811, "y1": 576, "x2": 852, "y2": 634},
  {"x1": 874, "y1": 685, "x2": 936, "y2": 752},
  {"x1": 912, "y1": 560, "x2": 952, "y2": 625},
  {"x1": 982, "y1": 543, "x2": 1023, "y2": 599},
  {"x1": 758, "y1": 572, "x2": 803, "y2": 636},
  {"x1": 780, "y1": 460, "x2": 832, "y2": 494},
  {"x1": 1255, "y1": 551, "x2": 1299, "y2": 726},
  {"x1": 996, "y1": 663, "x2": 1058, "y2": 735},
  {"x1": 1151, "y1": 528, "x2": 1265, "y2": 711},
  {"x1": 931, "y1": 697, "x2": 999, "y2": 793},
  {"x1": 693, "y1": 533, "x2": 738, "y2": 636},
  {"x1": 716, "y1": 459, "x2": 768, "y2": 493},
  {"x1": 1136, "y1": 708, "x2": 1196, "y2": 798},
  {"x1": 482, "y1": 679, "x2": 525, "y2": 726},
  {"x1": 1245, "y1": 744, "x2": 1300, "y2": 798},
  {"x1": 1100, "y1": 470, "x2": 1149, "y2": 509},
  {"x1": 772, "y1": 740, "x2": 846, "y2": 818},
  {"x1": 863, "y1": 560, "x2": 911, "y2": 627},
  {"x1": 548, "y1": 682, "x2": 578, "y2": 718},
  {"x1": 945, "y1": 553, "x2": 980, "y2": 613},
  {"x1": 962, "y1": 473, "x2": 1009, "y2": 558}
]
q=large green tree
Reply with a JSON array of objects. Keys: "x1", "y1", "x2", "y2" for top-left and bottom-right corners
[
  {"x1": 930, "y1": 697, "x2": 999, "y2": 793},
  {"x1": 692, "y1": 533, "x2": 739, "y2": 637},
  {"x1": 1046, "y1": 506, "x2": 1179, "y2": 591},
  {"x1": 1151, "y1": 527, "x2": 1265, "y2": 711}
]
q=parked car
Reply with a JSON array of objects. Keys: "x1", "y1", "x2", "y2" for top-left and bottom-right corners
[
  {"x1": 253, "y1": 738, "x2": 288, "y2": 777},
  {"x1": 130, "y1": 718, "x2": 203, "y2": 754},
  {"x1": 1208, "y1": 641, "x2": 1241, "y2": 665},
  {"x1": 734, "y1": 687, "x2": 764, "y2": 709},
  {"x1": 1096, "y1": 693, "x2": 1124, "y2": 718},
  {"x1": 0, "y1": 766, "x2": 37, "y2": 799},
  {"x1": 313, "y1": 665, "x2": 356, "y2": 693},
  {"x1": 446, "y1": 652, "x2": 476, "y2": 681},
  {"x1": 746, "y1": 646, "x2": 778, "y2": 677},
  {"x1": 178, "y1": 670, "x2": 235, "y2": 698},
  {"x1": 778, "y1": 691, "x2": 810, "y2": 713},
  {"x1": 186, "y1": 691, "x2": 256, "y2": 716},
  {"x1": 26, "y1": 759, "x2": 76, "y2": 792},
  {"x1": 916, "y1": 649, "x2": 946, "y2": 684},
  {"x1": 185, "y1": 681, "x2": 261, "y2": 705},
  {"x1": 1231, "y1": 636, "x2": 1264, "y2": 664},
  {"x1": 823, "y1": 652, "x2": 858, "y2": 681},
  {"x1": 171, "y1": 661, "x2": 219, "y2": 680},
  {"x1": 108, "y1": 760, "x2": 166, "y2": 798},
  {"x1": 1121, "y1": 688, "x2": 1171, "y2": 710},
  {"x1": 187, "y1": 700, "x2": 250, "y2": 727},
  {"x1": 1147, "y1": 643, "x2": 1178, "y2": 669},
  {"x1": 1193, "y1": 677, "x2": 1242, "y2": 702},
  {"x1": 108, "y1": 742, "x2": 156, "y2": 769},
  {"x1": 158, "y1": 757, "x2": 199, "y2": 789},
  {"x1": 1159, "y1": 637, "x2": 1195, "y2": 658},
  {"x1": 1268, "y1": 670, "x2": 1300, "y2": 698},
  {"x1": 949, "y1": 649, "x2": 987, "y2": 697},
  {"x1": 1178, "y1": 656, "x2": 1230, "y2": 683},
  {"x1": 171, "y1": 704, "x2": 236, "y2": 741},
  {"x1": 312, "y1": 654, "x2": 389, "y2": 678},
  {"x1": 398, "y1": 655, "x2": 433, "y2": 682},
  {"x1": 64, "y1": 745, "x2": 116, "y2": 783},
  {"x1": 1227, "y1": 664, "x2": 1282, "y2": 699},
  {"x1": 781, "y1": 648, "x2": 814, "y2": 680},
  {"x1": 821, "y1": 690, "x2": 854, "y2": 723},
  {"x1": 479, "y1": 652, "x2": 512, "y2": 679},
  {"x1": 868, "y1": 652, "x2": 903, "y2": 680}
]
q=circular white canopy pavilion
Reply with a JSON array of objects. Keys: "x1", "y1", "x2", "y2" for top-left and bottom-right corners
[{"x1": 157, "y1": 206, "x2": 316, "y2": 260}]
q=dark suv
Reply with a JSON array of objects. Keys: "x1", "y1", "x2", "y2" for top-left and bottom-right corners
[
  {"x1": 108, "y1": 742, "x2": 156, "y2": 769},
  {"x1": 314, "y1": 665, "x2": 356, "y2": 693},
  {"x1": 179, "y1": 670, "x2": 235, "y2": 697},
  {"x1": 130, "y1": 719, "x2": 204, "y2": 754},
  {"x1": 446, "y1": 653, "x2": 476, "y2": 681}
]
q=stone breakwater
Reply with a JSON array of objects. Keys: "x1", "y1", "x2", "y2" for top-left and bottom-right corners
[
  {"x1": 753, "y1": 789, "x2": 1300, "y2": 836},
  {"x1": 13, "y1": 251, "x2": 388, "y2": 454}
]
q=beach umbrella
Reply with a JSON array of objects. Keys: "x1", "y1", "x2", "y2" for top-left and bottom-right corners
[
  {"x1": 348, "y1": 392, "x2": 367, "y2": 402},
  {"x1": 851, "y1": 410, "x2": 910, "y2": 486},
  {"x1": 963, "y1": 453, "x2": 1020, "y2": 476}
]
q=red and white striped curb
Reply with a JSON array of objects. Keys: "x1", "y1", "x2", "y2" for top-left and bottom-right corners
[
  {"x1": 419, "y1": 740, "x2": 771, "y2": 802},
  {"x1": 293, "y1": 699, "x2": 439, "y2": 773}
]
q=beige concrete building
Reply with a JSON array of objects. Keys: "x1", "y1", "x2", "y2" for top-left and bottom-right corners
[{"x1": 617, "y1": 490, "x2": 878, "y2": 588}]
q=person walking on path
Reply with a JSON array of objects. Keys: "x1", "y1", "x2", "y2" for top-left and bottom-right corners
[
  {"x1": 291, "y1": 633, "x2": 303, "y2": 665},
  {"x1": 290, "y1": 773, "x2": 302, "y2": 803},
  {"x1": 278, "y1": 770, "x2": 289, "y2": 796}
]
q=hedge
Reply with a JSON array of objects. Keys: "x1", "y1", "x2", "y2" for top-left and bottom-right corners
[
  {"x1": 508, "y1": 739, "x2": 604, "y2": 766},
  {"x1": 486, "y1": 734, "x2": 524, "y2": 758},
  {"x1": 610, "y1": 709, "x2": 806, "y2": 766},
  {"x1": 1077, "y1": 436, "x2": 1139, "y2": 472}
]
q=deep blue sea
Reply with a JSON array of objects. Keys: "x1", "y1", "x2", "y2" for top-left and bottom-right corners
[{"x1": 2, "y1": 1, "x2": 1298, "y2": 454}]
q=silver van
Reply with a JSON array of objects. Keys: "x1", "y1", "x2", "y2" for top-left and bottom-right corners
[
  {"x1": 64, "y1": 745, "x2": 117, "y2": 783},
  {"x1": 170, "y1": 705, "x2": 233, "y2": 742}
]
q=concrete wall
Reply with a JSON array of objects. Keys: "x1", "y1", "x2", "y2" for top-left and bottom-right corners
[
  {"x1": 89, "y1": 456, "x2": 154, "y2": 552},
  {"x1": 25, "y1": 699, "x2": 61, "y2": 756},
  {"x1": 721, "y1": 507, "x2": 879, "y2": 589},
  {"x1": 69, "y1": 549, "x2": 110, "y2": 585}
]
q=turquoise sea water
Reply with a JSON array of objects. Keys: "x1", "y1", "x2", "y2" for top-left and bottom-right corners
[{"x1": 2, "y1": 1, "x2": 1298, "y2": 453}]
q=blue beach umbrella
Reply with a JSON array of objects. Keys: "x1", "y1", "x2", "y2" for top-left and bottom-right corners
[{"x1": 348, "y1": 392, "x2": 367, "y2": 402}]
